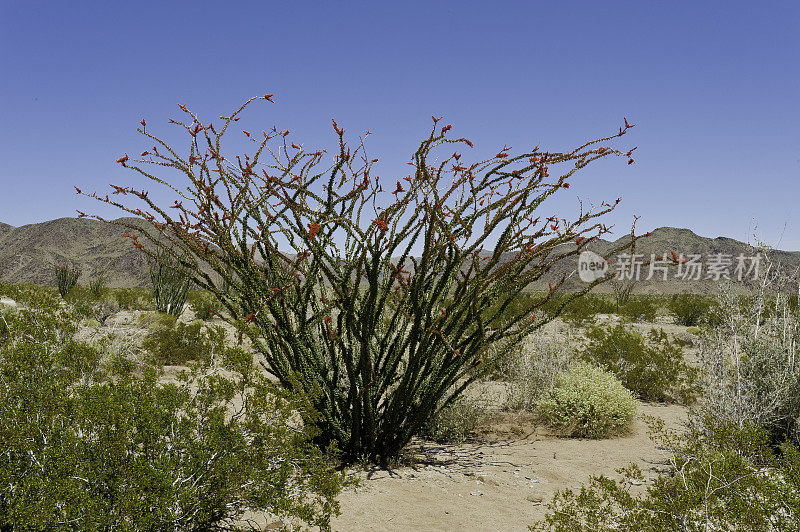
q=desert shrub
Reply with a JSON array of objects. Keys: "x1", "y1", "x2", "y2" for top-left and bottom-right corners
[
  {"x1": 536, "y1": 293, "x2": 615, "y2": 325},
  {"x1": 109, "y1": 287, "x2": 153, "y2": 310},
  {"x1": 484, "y1": 291, "x2": 612, "y2": 329},
  {"x1": 0, "y1": 294, "x2": 349, "y2": 530},
  {"x1": 531, "y1": 418, "x2": 800, "y2": 531},
  {"x1": 668, "y1": 293, "x2": 713, "y2": 326},
  {"x1": 699, "y1": 257, "x2": 800, "y2": 445},
  {"x1": 142, "y1": 315, "x2": 226, "y2": 365},
  {"x1": 419, "y1": 394, "x2": 491, "y2": 444},
  {"x1": 86, "y1": 95, "x2": 641, "y2": 466},
  {"x1": 502, "y1": 331, "x2": 574, "y2": 411},
  {"x1": 75, "y1": 298, "x2": 119, "y2": 325},
  {"x1": 579, "y1": 324, "x2": 699, "y2": 403},
  {"x1": 616, "y1": 296, "x2": 657, "y2": 322},
  {"x1": 54, "y1": 261, "x2": 81, "y2": 299},
  {"x1": 536, "y1": 362, "x2": 636, "y2": 438},
  {"x1": 563, "y1": 294, "x2": 616, "y2": 324},
  {"x1": 64, "y1": 286, "x2": 120, "y2": 324},
  {"x1": 186, "y1": 289, "x2": 224, "y2": 320}
]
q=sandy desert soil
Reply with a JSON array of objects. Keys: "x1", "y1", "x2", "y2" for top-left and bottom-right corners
[{"x1": 327, "y1": 402, "x2": 687, "y2": 532}]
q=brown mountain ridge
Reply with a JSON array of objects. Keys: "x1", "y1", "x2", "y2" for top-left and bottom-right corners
[{"x1": 0, "y1": 218, "x2": 797, "y2": 293}]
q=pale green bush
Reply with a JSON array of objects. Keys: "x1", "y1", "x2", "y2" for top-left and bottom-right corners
[{"x1": 536, "y1": 362, "x2": 637, "y2": 438}]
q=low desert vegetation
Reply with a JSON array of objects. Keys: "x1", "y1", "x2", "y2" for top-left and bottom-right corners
[
  {"x1": 419, "y1": 394, "x2": 493, "y2": 444},
  {"x1": 668, "y1": 292, "x2": 715, "y2": 326},
  {"x1": 141, "y1": 314, "x2": 227, "y2": 365},
  {"x1": 530, "y1": 417, "x2": 800, "y2": 531},
  {"x1": 0, "y1": 282, "x2": 349, "y2": 530},
  {"x1": 615, "y1": 295, "x2": 658, "y2": 322},
  {"x1": 533, "y1": 251, "x2": 800, "y2": 530},
  {"x1": 535, "y1": 361, "x2": 637, "y2": 439},
  {"x1": 501, "y1": 330, "x2": 575, "y2": 411},
  {"x1": 579, "y1": 323, "x2": 700, "y2": 403},
  {"x1": 186, "y1": 288, "x2": 225, "y2": 320}
]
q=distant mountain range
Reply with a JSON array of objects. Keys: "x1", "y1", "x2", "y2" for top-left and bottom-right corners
[{"x1": 0, "y1": 217, "x2": 797, "y2": 294}]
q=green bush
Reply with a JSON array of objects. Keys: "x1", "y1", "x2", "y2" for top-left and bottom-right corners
[
  {"x1": 536, "y1": 293, "x2": 616, "y2": 326},
  {"x1": 616, "y1": 296, "x2": 657, "y2": 322},
  {"x1": 142, "y1": 315, "x2": 226, "y2": 365},
  {"x1": 668, "y1": 293, "x2": 713, "y2": 326},
  {"x1": 536, "y1": 362, "x2": 637, "y2": 438},
  {"x1": 531, "y1": 418, "x2": 800, "y2": 531},
  {"x1": 579, "y1": 324, "x2": 699, "y2": 404},
  {"x1": 419, "y1": 395, "x2": 490, "y2": 444},
  {"x1": 64, "y1": 286, "x2": 120, "y2": 324},
  {"x1": 109, "y1": 287, "x2": 153, "y2": 310},
  {"x1": 0, "y1": 287, "x2": 349, "y2": 531},
  {"x1": 186, "y1": 289, "x2": 224, "y2": 320}
]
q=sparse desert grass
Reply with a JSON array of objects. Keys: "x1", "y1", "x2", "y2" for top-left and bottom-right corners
[
  {"x1": 501, "y1": 330, "x2": 575, "y2": 411},
  {"x1": 14, "y1": 278, "x2": 792, "y2": 529}
]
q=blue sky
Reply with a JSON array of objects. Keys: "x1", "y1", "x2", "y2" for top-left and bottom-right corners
[{"x1": 1, "y1": 1, "x2": 798, "y2": 250}]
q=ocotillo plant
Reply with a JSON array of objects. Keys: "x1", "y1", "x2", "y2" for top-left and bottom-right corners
[
  {"x1": 80, "y1": 95, "x2": 642, "y2": 465},
  {"x1": 54, "y1": 261, "x2": 81, "y2": 299},
  {"x1": 88, "y1": 265, "x2": 109, "y2": 299},
  {"x1": 149, "y1": 247, "x2": 190, "y2": 317}
]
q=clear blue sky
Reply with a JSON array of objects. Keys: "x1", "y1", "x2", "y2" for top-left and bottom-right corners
[{"x1": 2, "y1": 1, "x2": 798, "y2": 250}]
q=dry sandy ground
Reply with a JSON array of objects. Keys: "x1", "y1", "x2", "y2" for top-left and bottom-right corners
[{"x1": 328, "y1": 402, "x2": 687, "y2": 532}]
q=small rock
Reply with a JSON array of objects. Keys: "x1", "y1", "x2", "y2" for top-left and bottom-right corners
[
  {"x1": 477, "y1": 475, "x2": 499, "y2": 486},
  {"x1": 526, "y1": 495, "x2": 543, "y2": 503},
  {"x1": 470, "y1": 490, "x2": 484, "y2": 496}
]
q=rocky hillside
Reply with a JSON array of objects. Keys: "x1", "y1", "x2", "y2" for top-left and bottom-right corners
[
  {"x1": 0, "y1": 217, "x2": 797, "y2": 294},
  {"x1": 0, "y1": 217, "x2": 150, "y2": 287}
]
